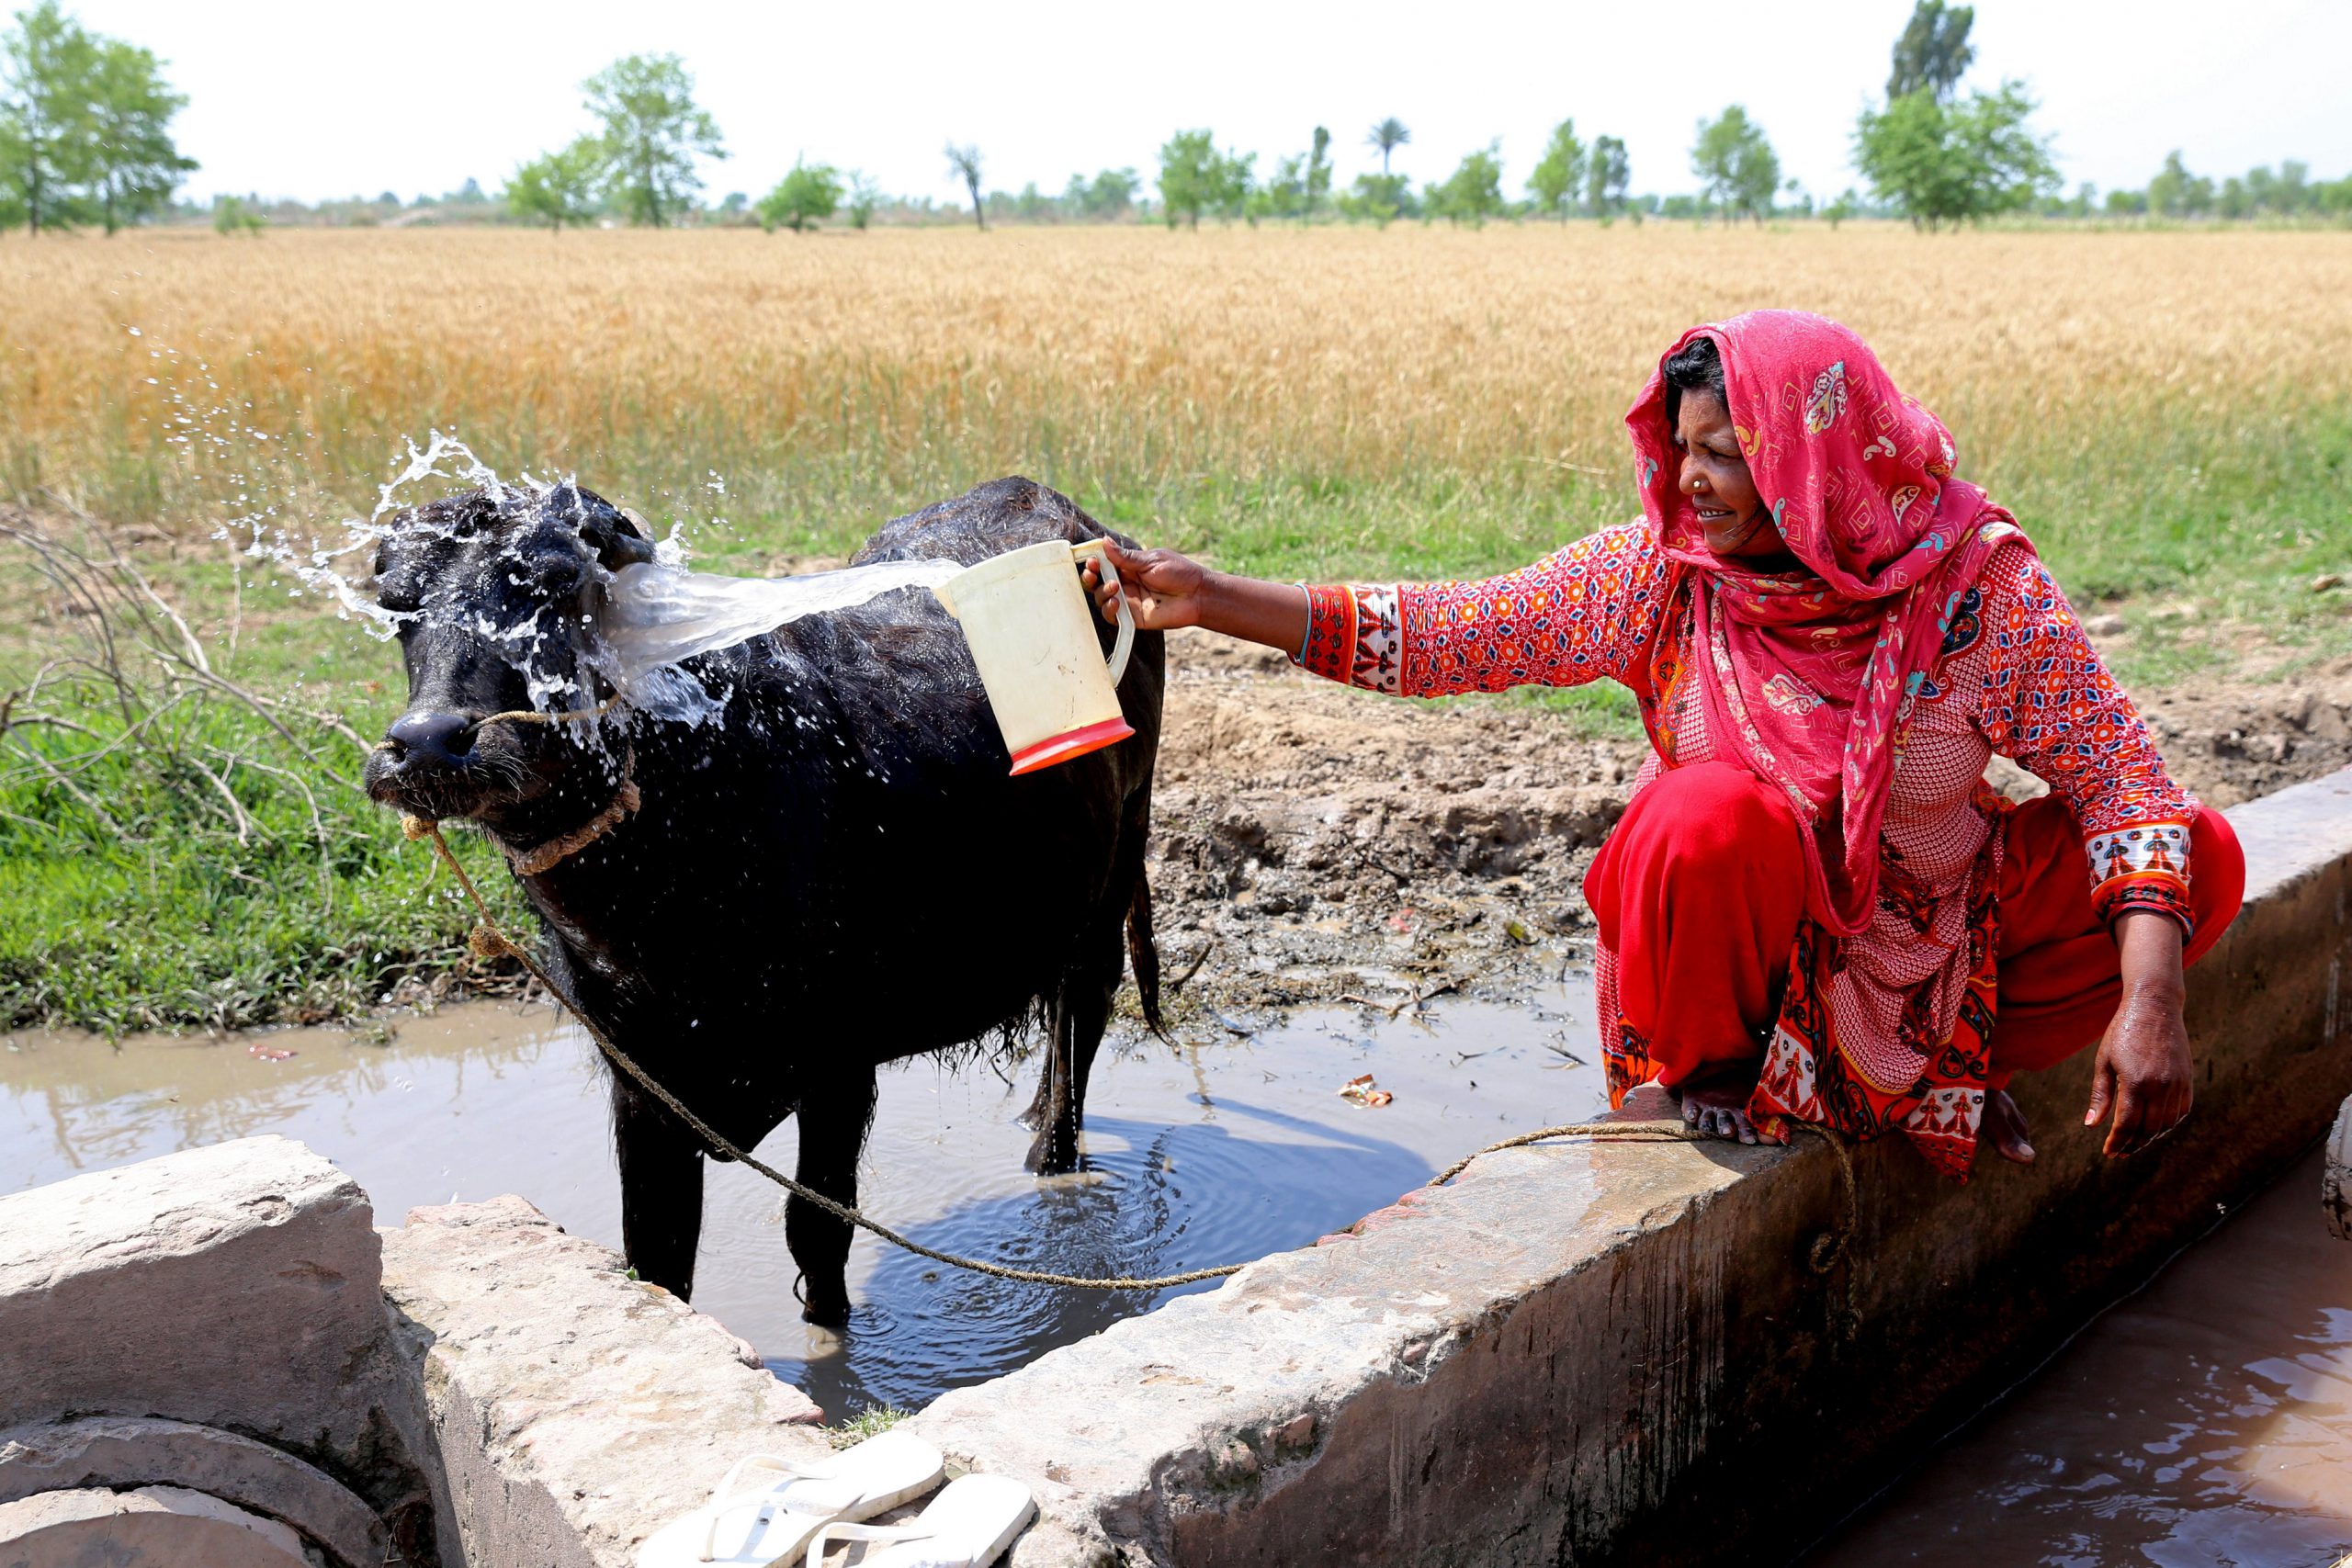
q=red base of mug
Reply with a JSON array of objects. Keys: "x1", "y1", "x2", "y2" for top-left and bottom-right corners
[{"x1": 1007, "y1": 716, "x2": 1136, "y2": 775}]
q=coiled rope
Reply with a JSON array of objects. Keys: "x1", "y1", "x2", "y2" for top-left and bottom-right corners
[{"x1": 405, "y1": 814, "x2": 1858, "y2": 1293}]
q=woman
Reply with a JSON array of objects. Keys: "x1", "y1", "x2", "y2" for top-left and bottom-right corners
[{"x1": 1082, "y1": 310, "x2": 2244, "y2": 1175}]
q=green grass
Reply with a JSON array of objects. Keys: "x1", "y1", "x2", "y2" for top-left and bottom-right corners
[
  {"x1": 823, "y1": 1403, "x2": 912, "y2": 1449},
  {"x1": 6, "y1": 397, "x2": 2348, "y2": 1033},
  {"x1": 0, "y1": 532, "x2": 528, "y2": 1036},
  {"x1": 0, "y1": 695, "x2": 526, "y2": 1036}
]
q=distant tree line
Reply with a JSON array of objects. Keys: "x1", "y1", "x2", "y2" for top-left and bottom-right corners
[
  {"x1": 0, "y1": 0, "x2": 193, "y2": 232},
  {"x1": 10, "y1": 1, "x2": 2350, "y2": 238}
]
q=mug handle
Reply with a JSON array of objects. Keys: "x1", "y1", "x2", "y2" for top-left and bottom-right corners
[{"x1": 1070, "y1": 538, "x2": 1135, "y2": 687}]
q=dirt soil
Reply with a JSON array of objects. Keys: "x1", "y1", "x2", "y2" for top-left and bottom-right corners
[{"x1": 1144, "y1": 629, "x2": 2352, "y2": 1022}]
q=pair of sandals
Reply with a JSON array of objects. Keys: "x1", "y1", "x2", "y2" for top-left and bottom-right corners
[{"x1": 636, "y1": 1428, "x2": 1034, "y2": 1567}]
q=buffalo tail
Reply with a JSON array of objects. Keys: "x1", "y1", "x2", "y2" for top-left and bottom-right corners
[{"x1": 1127, "y1": 863, "x2": 1165, "y2": 1040}]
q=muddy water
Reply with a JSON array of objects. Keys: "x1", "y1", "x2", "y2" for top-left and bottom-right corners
[
  {"x1": 15, "y1": 999, "x2": 2348, "y2": 1562},
  {"x1": 0, "y1": 990, "x2": 1607, "y2": 1418},
  {"x1": 1807, "y1": 1145, "x2": 2352, "y2": 1568}
]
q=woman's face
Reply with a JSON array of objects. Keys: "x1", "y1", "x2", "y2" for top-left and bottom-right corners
[{"x1": 1674, "y1": 389, "x2": 1790, "y2": 564}]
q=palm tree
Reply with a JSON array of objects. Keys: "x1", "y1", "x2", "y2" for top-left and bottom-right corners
[
  {"x1": 944, "y1": 142, "x2": 984, "y2": 231},
  {"x1": 1365, "y1": 118, "x2": 1410, "y2": 176}
]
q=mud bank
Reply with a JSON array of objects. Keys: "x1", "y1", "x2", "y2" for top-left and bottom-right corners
[{"x1": 1144, "y1": 630, "x2": 2352, "y2": 1018}]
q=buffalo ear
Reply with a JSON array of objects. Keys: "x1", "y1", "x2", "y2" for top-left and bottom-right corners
[{"x1": 586, "y1": 504, "x2": 658, "y2": 571}]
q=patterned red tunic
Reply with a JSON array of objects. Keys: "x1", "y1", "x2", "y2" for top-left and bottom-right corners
[{"x1": 1296, "y1": 522, "x2": 2197, "y2": 1176}]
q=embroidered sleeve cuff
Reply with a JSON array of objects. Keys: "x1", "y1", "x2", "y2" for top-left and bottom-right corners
[
  {"x1": 1295, "y1": 583, "x2": 1404, "y2": 694},
  {"x1": 2086, "y1": 821, "x2": 2194, "y2": 936}
]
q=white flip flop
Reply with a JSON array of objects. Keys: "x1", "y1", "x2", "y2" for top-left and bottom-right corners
[
  {"x1": 635, "y1": 1429, "x2": 946, "y2": 1566},
  {"x1": 800, "y1": 1473, "x2": 1035, "y2": 1568}
]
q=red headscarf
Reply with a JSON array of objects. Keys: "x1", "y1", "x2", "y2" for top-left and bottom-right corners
[{"x1": 1625, "y1": 310, "x2": 2026, "y2": 936}]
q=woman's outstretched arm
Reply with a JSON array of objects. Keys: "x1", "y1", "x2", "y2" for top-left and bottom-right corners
[
  {"x1": 1080, "y1": 541, "x2": 1308, "y2": 651},
  {"x1": 1084, "y1": 524, "x2": 1671, "y2": 700}
]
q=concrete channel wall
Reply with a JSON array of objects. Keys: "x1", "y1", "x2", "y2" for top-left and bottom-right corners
[
  {"x1": 0, "y1": 1136, "x2": 440, "y2": 1566},
  {"x1": 908, "y1": 765, "x2": 2352, "y2": 1566}
]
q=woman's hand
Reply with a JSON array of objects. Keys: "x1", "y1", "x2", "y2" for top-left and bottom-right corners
[
  {"x1": 1080, "y1": 539, "x2": 1311, "y2": 654},
  {"x1": 2086, "y1": 910, "x2": 2193, "y2": 1156},
  {"x1": 1080, "y1": 540, "x2": 1214, "y2": 631}
]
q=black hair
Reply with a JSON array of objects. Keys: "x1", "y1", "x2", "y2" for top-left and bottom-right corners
[{"x1": 1661, "y1": 335, "x2": 1726, "y2": 426}]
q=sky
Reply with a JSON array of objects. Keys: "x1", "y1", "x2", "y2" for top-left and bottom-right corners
[{"x1": 64, "y1": 0, "x2": 2352, "y2": 208}]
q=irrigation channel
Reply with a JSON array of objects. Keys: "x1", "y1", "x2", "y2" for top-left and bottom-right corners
[{"x1": 6, "y1": 987, "x2": 2347, "y2": 1564}]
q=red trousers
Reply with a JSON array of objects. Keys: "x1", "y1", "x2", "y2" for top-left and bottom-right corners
[{"x1": 1583, "y1": 762, "x2": 2245, "y2": 1091}]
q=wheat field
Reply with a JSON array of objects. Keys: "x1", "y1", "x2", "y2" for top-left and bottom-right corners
[{"x1": 5, "y1": 225, "x2": 2347, "y2": 533}]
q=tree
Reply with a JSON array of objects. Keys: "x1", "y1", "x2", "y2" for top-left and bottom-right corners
[
  {"x1": 1824, "y1": 187, "x2": 1859, "y2": 228},
  {"x1": 1156, "y1": 130, "x2": 1249, "y2": 230},
  {"x1": 81, "y1": 36, "x2": 191, "y2": 233},
  {"x1": 210, "y1": 193, "x2": 261, "y2": 235},
  {"x1": 944, "y1": 142, "x2": 983, "y2": 230},
  {"x1": 1215, "y1": 149, "x2": 1256, "y2": 223},
  {"x1": 506, "y1": 136, "x2": 603, "y2": 231},
  {"x1": 1853, "y1": 81, "x2": 2054, "y2": 230},
  {"x1": 1365, "y1": 117, "x2": 1408, "y2": 175},
  {"x1": 0, "y1": 1, "x2": 97, "y2": 232},
  {"x1": 1887, "y1": 0, "x2": 1975, "y2": 102},
  {"x1": 757, "y1": 161, "x2": 841, "y2": 232},
  {"x1": 2279, "y1": 161, "x2": 2311, "y2": 215},
  {"x1": 1305, "y1": 126, "x2": 1332, "y2": 219},
  {"x1": 1430, "y1": 141, "x2": 1504, "y2": 227},
  {"x1": 1527, "y1": 118, "x2": 1586, "y2": 221},
  {"x1": 1340, "y1": 171, "x2": 1415, "y2": 227},
  {"x1": 1690, "y1": 106, "x2": 1780, "y2": 223},
  {"x1": 1072, "y1": 166, "x2": 1136, "y2": 220},
  {"x1": 582, "y1": 53, "x2": 724, "y2": 227},
  {"x1": 2145, "y1": 150, "x2": 2214, "y2": 219},
  {"x1": 1586, "y1": 134, "x2": 1630, "y2": 220},
  {"x1": 1013, "y1": 180, "x2": 1054, "y2": 222},
  {"x1": 844, "y1": 170, "x2": 879, "y2": 230},
  {"x1": 1266, "y1": 152, "x2": 1306, "y2": 219},
  {"x1": 1262, "y1": 128, "x2": 1332, "y2": 223}
]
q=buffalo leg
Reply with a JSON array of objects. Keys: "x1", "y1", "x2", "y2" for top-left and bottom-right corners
[
  {"x1": 1023, "y1": 923, "x2": 1123, "y2": 1175},
  {"x1": 1016, "y1": 1043, "x2": 1056, "y2": 1133},
  {"x1": 787, "y1": 1071, "x2": 877, "y2": 1329},
  {"x1": 614, "y1": 1076, "x2": 706, "y2": 1300}
]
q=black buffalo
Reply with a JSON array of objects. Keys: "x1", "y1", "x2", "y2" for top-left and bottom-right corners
[{"x1": 361, "y1": 477, "x2": 1163, "y2": 1325}]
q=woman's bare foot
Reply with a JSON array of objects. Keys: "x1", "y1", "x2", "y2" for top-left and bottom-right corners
[
  {"x1": 1984, "y1": 1088, "x2": 2036, "y2": 1164},
  {"x1": 1679, "y1": 1082, "x2": 1761, "y2": 1145}
]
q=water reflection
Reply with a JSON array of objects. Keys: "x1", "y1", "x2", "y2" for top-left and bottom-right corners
[{"x1": 1805, "y1": 1146, "x2": 2352, "y2": 1568}]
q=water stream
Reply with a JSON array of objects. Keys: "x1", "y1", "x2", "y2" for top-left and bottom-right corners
[
  {"x1": 1805, "y1": 1144, "x2": 2352, "y2": 1567},
  {"x1": 0, "y1": 991, "x2": 1604, "y2": 1419},
  {"x1": 6, "y1": 998, "x2": 2346, "y2": 1562}
]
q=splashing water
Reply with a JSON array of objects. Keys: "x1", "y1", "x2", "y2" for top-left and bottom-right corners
[
  {"x1": 600, "y1": 558, "x2": 960, "y2": 686},
  {"x1": 220, "y1": 421, "x2": 953, "y2": 728},
  {"x1": 129, "y1": 325, "x2": 956, "y2": 734},
  {"x1": 594, "y1": 558, "x2": 961, "y2": 728}
]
